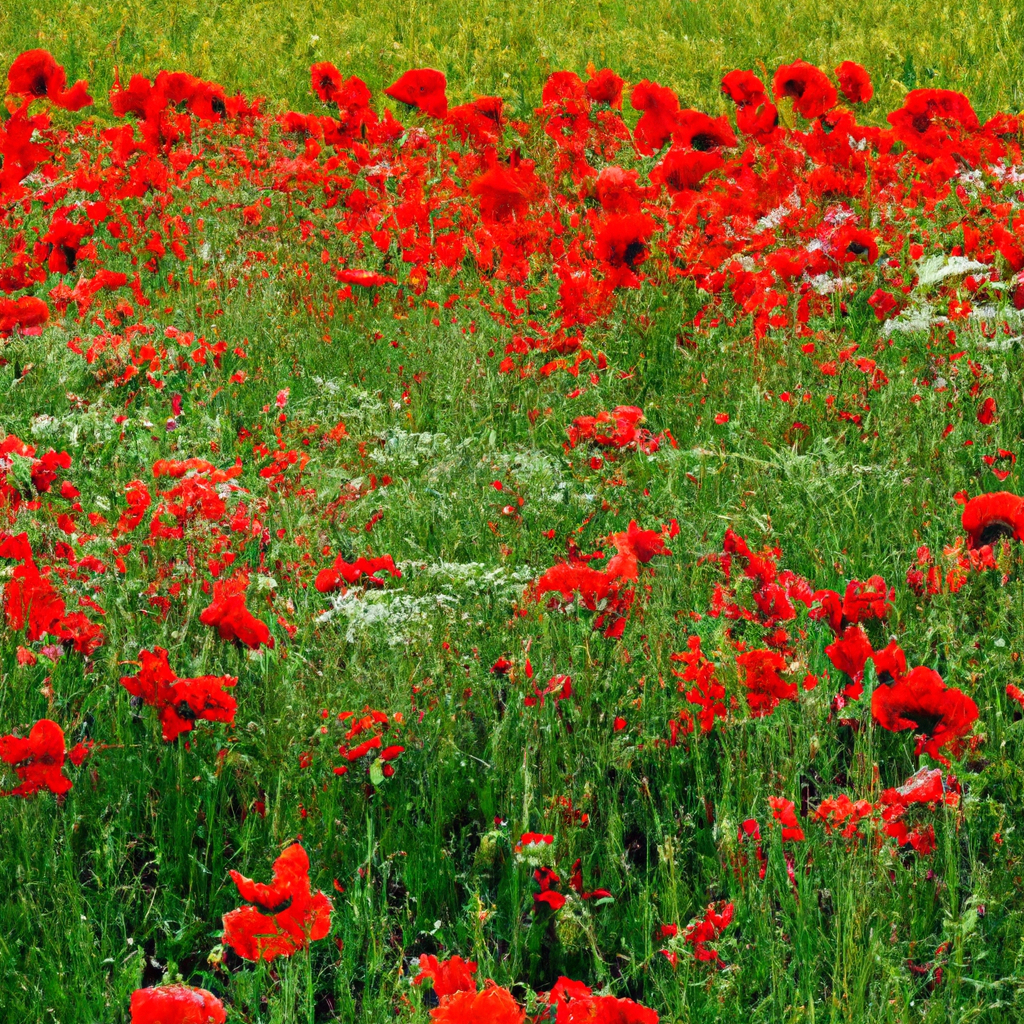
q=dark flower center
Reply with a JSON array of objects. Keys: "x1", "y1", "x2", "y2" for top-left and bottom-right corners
[
  {"x1": 978, "y1": 520, "x2": 1015, "y2": 546},
  {"x1": 690, "y1": 133, "x2": 717, "y2": 152},
  {"x1": 623, "y1": 239, "x2": 647, "y2": 268}
]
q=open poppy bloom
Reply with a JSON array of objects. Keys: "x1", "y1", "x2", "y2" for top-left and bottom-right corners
[
  {"x1": 888, "y1": 89, "x2": 980, "y2": 159},
  {"x1": 0, "y1": 718, "x2": 90, "y2": 797},
  {"x1": 961, "y1": 491, "x2": 1024, "y2": 549},
  {"x1": 7, "y1": 49, "x2": 93, "y2": 111},
  {"x1": 430, "y1": 982, "x2": 525, "y2": 1024},
  {"x1": 199, "y1": 572, "x2": 274, "y2": 649},
  {"x1": 222, "y1": 843, "x2": 332, "y2": 960},
  {"x1": 871, "y1": 666, "x2": 979, "y2": 762},
  {"x1": 130, "y1": 985, "x2": 226, "y2": 1024},
  {"x1": 772, "y1": 60, "x2": 837, "y2": 119}
]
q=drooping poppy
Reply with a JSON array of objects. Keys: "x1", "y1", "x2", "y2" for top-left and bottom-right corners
[
  {"x1": 129, "y1": 985, "x2": 226, "y2": 1024},
  {"x1": 385, "y1": 68, "x2": 448, "y2": 118},
  {"x1": 222, "y1": 843, "x2": 332, "y2": 960}
]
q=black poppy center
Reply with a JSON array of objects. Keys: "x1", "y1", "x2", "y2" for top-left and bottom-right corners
[
  {"x1": 978, "y1": 520, "x2": 1016, "y2": 546},
  {"x1": 623, "y1": 239, "x2": 647, "y2": 268}
]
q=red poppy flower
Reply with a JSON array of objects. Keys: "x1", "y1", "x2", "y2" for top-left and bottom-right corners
[
  {"x1": 683, "y1": 900, "x2": 735, "y2": 964},
  {"x1": 130, "y1": 985, "x2": 226, "y2": 1024},
  {"x1": 772, "y1": 61, "x2": 837, "y2": 119},
  {"x1": 314, "y1": 553, "x2": 401, "y2": 592},
  {"x1": 651, "y1": 147, "x2": 724, "y2": 193},
  {"x1": 673, "y1": 109, "x2": 737, "y2": 153},
  {"x1": 982, "y1": 449, "x2": 1016, "y2": 483},
  {"x1": 887, "y1": 89, "x2": 980, "y2": 159},
  {"x1": 594, "y1": 213, "x2": 658, "y2": 288},
  {"x1": 0, "y1": 296, "x2": 49, "y2": 337},
  {"x1": 430, "y1": 983, "x2": 525, "y2": 1024},
  {"x1": 469, "y1": 166, "x2": 532, "y2": 223},
  {"x1": 199, "y1": 572, "x2": 274, "y2": 649},
  {"x1": 414, "y1": 955, "x2": 477, "y2": 999},
  {"x1": 120, "y1": 648, "x2": 237, "y2": 742},
  {"x1": 841, "y1": 575, "x2": 891, "y2": 624},
  {"x1": 961, "y1": 491, "x2": 1024, "y2": 548},
  {"x1": 558, "y1": 993, "x2": 660, "y2": 1022},
  {"x1": 768, "y1": 796, "x2": 805, "y2": 841},
  {"x1": 222, "y1": 843, "x2": 332, "y2": 960},
  {"x1": 721, "y1": 70, "x2": 767, "y2": 106},
  {"x1": 385, "y1": 68, "x2": 448, "y2": 118},
  {"x1": 5, "y1": 560, "x2": 65, "y2": 641},
  {"x1": 871, "y1": 666, "x2": 979, "y2": 762},
  {"x1": 630, "y1": 80, "x2": 680, "y2": 154},
  {"x1": 825, "y1": 624, "x2": 872, "y2": 697},
  {"x1": 310, "y1": 61, "x2": 344, "y2": 105},
  {"x1": 736, "y1": 648, "x2": 797, "y2": 716},
  {"x1": 977, "y1": 396, "x2": 997, "y2": 425},
  {"x1": 7, "y1": 49, "x2": 93, "y2": 111},
  {"x1": 586, "y1": 67, "x2": 624, "y2": 108},
  {"x1": 0, "y1": 718, "x2": 89, "y2": 797},
  {"x1": 541, "y1": 71, "x2": 589, "y2": 112},
  {"x1": 736, "y1": 99, "x2": 779, "y2": 138},
  {"x1": 834, "y1": 61, "x2": 873, "y2": 104}
]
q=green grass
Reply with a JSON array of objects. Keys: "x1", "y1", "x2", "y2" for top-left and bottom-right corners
[{"x1": 2, "y1": 0, "x2": 1024, "y2": 120}]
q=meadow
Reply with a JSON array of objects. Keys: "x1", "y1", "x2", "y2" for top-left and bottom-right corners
[{"x1": 2, "y1": 7, "x2": 1024, "y2": 1024}]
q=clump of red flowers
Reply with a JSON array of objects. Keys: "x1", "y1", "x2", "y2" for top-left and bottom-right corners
[
  {"x1": 222, "y1": 843, "x2": 332, "y2": 960},
  {"x1": 0, "y1": 718, "x2": 91, "y2": 797},
  {"x1": 120, "y1": 648, "x2": 238, "y2": 742}
]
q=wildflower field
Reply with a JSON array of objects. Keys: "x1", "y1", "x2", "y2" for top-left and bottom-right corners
[{"x1": 3, "y1": 8, "x2": 1024, "y2": 1024}]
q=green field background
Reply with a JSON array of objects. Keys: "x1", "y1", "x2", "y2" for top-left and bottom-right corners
[{"x1": 2, "y1": 0, "x2": 1023, "y2": 118}]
